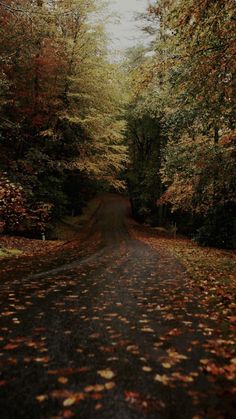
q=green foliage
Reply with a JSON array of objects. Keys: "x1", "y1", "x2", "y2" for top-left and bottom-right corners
[
  {"x1": 194, "y1": 205, "x2": 236, "y2": 250},
  {"x1": 159, "y1": 136, "x2": 236, "y2": 215},
  {"x1": 149, "y1": 0, "x2": 235, "y2": 136}
]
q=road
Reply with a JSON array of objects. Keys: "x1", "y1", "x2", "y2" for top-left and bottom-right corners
[{"x1": 0, "y1": 195, "x2": 234, "y2": 418}]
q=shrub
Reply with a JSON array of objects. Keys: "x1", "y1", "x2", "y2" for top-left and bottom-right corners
[{"x1": 0, "y1": 174, "x2": 52, "y2": 235}]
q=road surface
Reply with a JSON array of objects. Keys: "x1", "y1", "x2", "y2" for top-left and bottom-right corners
[{"x1": 0, "y1": 195, "x2": 234, "y2": 418}]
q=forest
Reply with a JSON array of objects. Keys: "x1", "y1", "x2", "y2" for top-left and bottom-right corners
[
  {"x1": 0, "y1": 0, "x2": 235, "y2": 248},
  {"x1": 0, "y1": 2, "x2": 236, "y2": 418}
]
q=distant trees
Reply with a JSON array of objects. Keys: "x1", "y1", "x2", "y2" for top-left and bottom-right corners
[
  {"x1": 125, "y1": 46, "x2": 167, "y2": 225},
  {"x1": 0, "y1": 0, "x2": 127, "y2": 235}
]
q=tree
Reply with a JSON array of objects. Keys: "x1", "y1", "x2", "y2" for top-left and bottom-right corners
[
  {"x1": 0, "y1": 0, "x2": 128, "y2": 234},
  {"x1": 148, "y1": 0, "x2": 235, "y2": 138},
  {"x1": 125, "y1": 1, "x2": 236, "y2": 247},
  {"x1": 124, "y1": 46, "x2": 167, "y2": 224},
  {"x1": 159, "y1": 135, "x2": 235, "y2": 215}
]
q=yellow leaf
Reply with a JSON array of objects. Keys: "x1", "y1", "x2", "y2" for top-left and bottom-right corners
[
  {"x1": 142, "y1": 366, "x2": 152, "y2": 372},
  {"x1": 141, "y1": 327, "x2": 154, "y2": 333},
  {"x1": 36, "y1": 395, "x2": 47, "y2": 402},
  {"x1": 97, "y1": 369, "x2": 115, "y2": 379},
  {"x1": 162, "y1": 363, "x2": 171, "y2": 369},
  {"x1": 200, "y1": 359, "x2": 209, "y2": 365},
  {"x1": 63, "y1": 397, "x2": 76, "y2": 407},
  {"x1": 154, "y1": 374, "x2": 170, "y2": 385}
]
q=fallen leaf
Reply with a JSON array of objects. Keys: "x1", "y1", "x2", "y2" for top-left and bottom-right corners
[
  {"x1": 124, "y1": 391, "x2": 140, "y2": 402},
  {"x1": 142, "y1": 366, "x2": 152, "y2": 372},
  {"x1": 104, "y1": 381, "x2": 116, "y2": 390},
  {"x1": 36, "y1": 395, "x2": 47, "y2": 402},
  {"x1": 154, "y1": 374, "x2": 170, "y2": 385},
  {"x1": 97, "y1": 369, "x2": 115, "y2": 379},
  {"x1": 162, "y1": 363, "x2": 171, "y2": 369},
  {"x1": 63, "y1": 410, "x2": 75, "y2": 418},
  {"x1": 95, "y1": 403, "x2": 103, "y2": 410},
  {"x1": 3, "y1": 343, "x2": 18, "y2": 350},
  {"x1": 63, "y1": 397, "x2": 76, "y2": 407},
  {"x1": 34, "y1": 356, "x2": 50, "y2": 363},
  {"x1": 91, "y1": 393, "x2": 103, "y2": 400},
  {"x1": 167, "y1": 328, "x2": 182, "y2": 336},
  {"x1": 58, "y1": 377, "x2": 69, "y2": 384},
  {"x1": 84, "y1": 384, "x2": 104, "y2": 392},
  {"x1": 172, "y1": 372, "x2": 194, "y2": 382},
  {"x1": 141, "y1": 327, "x2": 154, "y2": 333}
]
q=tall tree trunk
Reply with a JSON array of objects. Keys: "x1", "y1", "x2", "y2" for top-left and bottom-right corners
[{"x1": 33, "y1": 0, "x2": 43, "y2": 114}]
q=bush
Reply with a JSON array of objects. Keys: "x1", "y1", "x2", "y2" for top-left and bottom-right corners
[
  {"x1": 0, "y1": 174, "x2": 52, "y2": 235},
  {"x1": 194, "y1": 205, "x2": 236, "y2": 249}
]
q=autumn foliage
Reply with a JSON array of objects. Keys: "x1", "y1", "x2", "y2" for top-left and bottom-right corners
[
  {"x1": 0, "y1": 173, "x2": 52, "y2": 234},
  {"x1": 0, "y1": 0, "x2": 127, "y2": 235},
  {"x1": 125, "y1": 0, "x2": 236, "y2": 247}
]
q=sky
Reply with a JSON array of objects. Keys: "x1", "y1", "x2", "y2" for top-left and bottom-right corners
[{"x1": 106, "y1": 0, "x2": 151, "y2": 54}]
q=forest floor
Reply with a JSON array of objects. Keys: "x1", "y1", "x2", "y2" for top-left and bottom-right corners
[{"x1": 0, "y1": 194, "x2": 235, "y2": 419}]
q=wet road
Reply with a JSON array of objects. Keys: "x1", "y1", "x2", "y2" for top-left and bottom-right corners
[{"x1": 0, "y1": 195, "x2": 235, "y2": 418}]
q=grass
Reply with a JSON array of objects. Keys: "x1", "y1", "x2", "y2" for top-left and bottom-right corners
[{"x1": 0, "y1": 247, "x2": 22, "y2": 258}]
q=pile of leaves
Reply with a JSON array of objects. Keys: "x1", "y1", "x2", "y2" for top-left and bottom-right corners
[{"x1": 129, "y1": 221, "x2": 236, "y2": 339}]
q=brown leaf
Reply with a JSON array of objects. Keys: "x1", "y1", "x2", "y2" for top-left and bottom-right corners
[
  {"x1": 95, "y1": 403, "x2": 103, "y2": 410},
  {"x1": 63, "y1": 410, "x2": 75, "y2": 418},
  {"x1": 58, "y1": 377, "x2": 69, "y2": 384},
  {"x1": 104, "y1": 381, "x2": 116, "y2": 390},
  {"x1": 84, "y1": 384, "x2": 104, "y2": 392},
  {"x1": 3, "y1": 343, "x2": 18, "y2": 350}
]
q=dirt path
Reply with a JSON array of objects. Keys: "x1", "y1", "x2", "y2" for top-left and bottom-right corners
[{"x1": 0, "y1": 195, "x2": 235, "y2": 418}]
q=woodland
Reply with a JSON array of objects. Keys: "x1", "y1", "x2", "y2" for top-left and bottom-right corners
[
  {"x1": 0, "y1": 0, "x2": 235, "y2": 249},
  {"x1": 0, "y1": 2, "x2": 236, "y2": 418}
]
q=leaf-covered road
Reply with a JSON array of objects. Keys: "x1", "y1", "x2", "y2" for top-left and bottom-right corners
[{"x1": 0, "y1": 195, "x2": 235, "y2": 419}]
